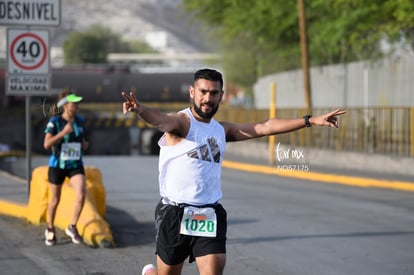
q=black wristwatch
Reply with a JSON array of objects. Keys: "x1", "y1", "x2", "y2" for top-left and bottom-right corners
[{"x1": 303, "y1": 115, "x2": 312, "y2": 127}]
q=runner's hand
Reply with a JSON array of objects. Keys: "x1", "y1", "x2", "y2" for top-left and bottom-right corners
[
  {"x1": 312, "y1": 109, "x2": 346, "y2": 128},
  {"x1": 122, "y1": 91, "x2": 141, "y2": 114},
  {"x1": 61, "y1": 121, "x2": 74, "y2": 135}
]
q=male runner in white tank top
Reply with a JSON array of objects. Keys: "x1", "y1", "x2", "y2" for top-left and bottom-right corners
[{"x1": 122, "y1": 68, "x2": 345, "y2": 275}]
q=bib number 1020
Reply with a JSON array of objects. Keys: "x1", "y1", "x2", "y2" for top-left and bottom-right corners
[
  {"x1": 180, "y1": 206, "x2": 217, "y2": 237},
  {"x1": 183, "y1": 219, "x2": 215, "y2": 233}
]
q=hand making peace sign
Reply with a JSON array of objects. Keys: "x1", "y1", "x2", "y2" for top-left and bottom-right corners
[
  {"x1": 312, "y1": 109, "x2": 346, "y2": 128},
  {"x1": 122, "y1": 91, "x2": 141, "y2": 114}
]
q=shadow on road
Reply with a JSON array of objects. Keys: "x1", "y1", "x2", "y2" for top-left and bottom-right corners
[{"x1": 106, "y1": 206, "x2": 155, "y2": 248}]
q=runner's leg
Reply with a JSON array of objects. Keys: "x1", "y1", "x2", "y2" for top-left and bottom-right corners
[
  {"x1": 47, "y1": 183, "x2": 62, "y2": 228},
  {"x1": 155, "y1": 255, "x2": 184, "y2": 275},
  {"x1": 195, "y1": 253, "x2": 226, "y2": 275},
  {"x1": 69, "y1": 173, "x2": 86, "y2": 225}
]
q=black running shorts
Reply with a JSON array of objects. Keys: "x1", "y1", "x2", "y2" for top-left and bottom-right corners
[
  {"x1": 48, "y1": 166, "x2": 85, "y2": 185},
  {"x1": 154, "y1": 199, "x2": 227, "y2": 265}
]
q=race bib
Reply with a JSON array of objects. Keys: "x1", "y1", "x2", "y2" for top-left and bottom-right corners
[
  {"x1": 60, "y1": 142, "x2": 81, "y2": 161},
  {"x1": 180, "y1": 206, "x2": 217, "y2": 237}
]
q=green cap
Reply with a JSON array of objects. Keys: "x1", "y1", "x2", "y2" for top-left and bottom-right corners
[
  {"x1": 57, "y1": 93, "x2": 83, "y2": 107},
  {"x1": 66, "y1": 93, "x2": 83, "y2": 103}
]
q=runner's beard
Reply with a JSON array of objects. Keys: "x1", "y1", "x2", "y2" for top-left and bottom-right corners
[{"x1": 193, "y1": 102, "x2": 219, "y2": 119}]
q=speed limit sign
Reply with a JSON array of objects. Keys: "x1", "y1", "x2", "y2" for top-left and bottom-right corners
[
  {"x1": 8, "y1": 29, "x2": 50, "y2": 74},
  {"x1": 7, "y1": 28, "x2": 50, "y2": 95}
]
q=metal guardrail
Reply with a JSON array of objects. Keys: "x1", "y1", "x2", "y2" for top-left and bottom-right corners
[
  {"x1": 216, "y1": 106, "x2": 414, "y2": 157},
  {"x1": 0, "y1": 104, "x2": 413, "y2": 157}
]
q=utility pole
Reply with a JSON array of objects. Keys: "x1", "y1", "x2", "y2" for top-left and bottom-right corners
[{"x1": 298, "y1": 0, "x2": 312, "y2": 113}]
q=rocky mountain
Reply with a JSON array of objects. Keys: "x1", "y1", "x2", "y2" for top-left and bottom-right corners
[
  {"x1": 0, "y1": 0, "x2": 216, "y2": 58},
  {"x1": 57, "y1": 0, "x2": 215, "y2": 53}
]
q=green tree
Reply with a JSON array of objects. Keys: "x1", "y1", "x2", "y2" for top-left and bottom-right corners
[
  {"x1": 308, "y1": 0, "x2": 414, "y2": 63},
  {"x1": 63, "y1": 31, "x2": 108, "y2": 64},
  {"x1": 86, "y1": 24, "x2": 129, "y2": 53},
  {"x1": 63, "y1": 24, "x2": 157, "y2": 64},
  {"x1": 182, "y1": 0, "x2": 414, "y2": 90}
]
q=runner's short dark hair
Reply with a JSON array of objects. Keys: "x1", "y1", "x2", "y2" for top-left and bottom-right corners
[{"x1": 194, "y1": 68, "x2": 223, "y2": 89}]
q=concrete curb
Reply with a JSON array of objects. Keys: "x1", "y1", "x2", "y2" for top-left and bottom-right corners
[
  {"x1": 222, "y1": 160, "x2": 414, "y2": 192},
  {"x1": 225, "y1": 141, "x2": 414, "y2": 177},
  {"x1": 0, "y1": 200, "x2": 27, "y2": 218}
]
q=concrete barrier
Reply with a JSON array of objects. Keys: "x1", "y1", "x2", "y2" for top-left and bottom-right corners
[{"x1": 26, "y1": 166, "x2": 113, "y2": 248}]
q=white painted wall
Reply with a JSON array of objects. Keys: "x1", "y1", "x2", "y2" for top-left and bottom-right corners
[{"x1": 253, "y1": 54, "x2": 414, "y2": 108}]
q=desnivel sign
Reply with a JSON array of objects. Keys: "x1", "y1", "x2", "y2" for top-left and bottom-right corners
[{"x1": 0, "y1": 0, "x2": 61, "y2": 26}]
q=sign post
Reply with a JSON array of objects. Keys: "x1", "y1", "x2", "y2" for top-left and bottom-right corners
[
  {"x1": 6, "y1": 28, "x2": 51, "y2": 196},
  {"x1": 2, "y1": 0, "x2": 61, "y2": 196}
]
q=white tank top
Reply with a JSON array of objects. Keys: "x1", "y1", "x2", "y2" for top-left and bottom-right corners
[{"x1": 158, "y1": 108, "x2": 226, "y2": 205}]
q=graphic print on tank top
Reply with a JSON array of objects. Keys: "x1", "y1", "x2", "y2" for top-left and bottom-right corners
[{"x1": 187, "y1": 136, "x2": 221, "y2": 163}]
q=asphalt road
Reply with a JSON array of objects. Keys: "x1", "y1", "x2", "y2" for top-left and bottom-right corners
[{"x1": 1, "y1": 156, "x2": 414, "y2": 275}]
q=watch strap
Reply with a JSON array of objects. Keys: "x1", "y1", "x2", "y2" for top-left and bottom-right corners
[{"x1": 303, "y1": 115, "x2": 312, "y2": 127}]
